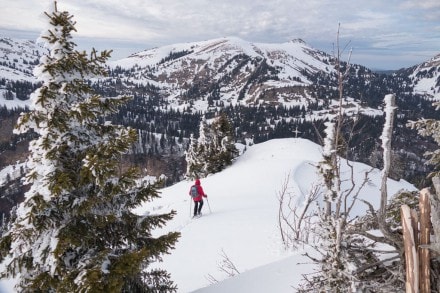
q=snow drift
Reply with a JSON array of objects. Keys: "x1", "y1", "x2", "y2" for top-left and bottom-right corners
[
  {"x1": 0, "y1": 138, "x2": 416, "y2": 292},
  {"x1": 132, "y1": 138, "x2": 416, "y2": 292}
]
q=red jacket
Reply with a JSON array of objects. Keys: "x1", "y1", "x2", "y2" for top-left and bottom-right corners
[{"x1": 189, "y1": 179, "x2": 206, "y2": 202}]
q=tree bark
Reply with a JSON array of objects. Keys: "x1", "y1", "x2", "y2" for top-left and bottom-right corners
[
  {"x1": 419, "y1": 188, "x2": 430, "y2": 293},
  {"x1": 430, "y1": 176, "x2": 440, "y2": 254},
  {"x1": 401, "y1": 205, "x2": 419, "y2": 293}
]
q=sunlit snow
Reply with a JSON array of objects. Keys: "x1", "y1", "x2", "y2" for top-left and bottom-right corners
[
  {"x1": 131, "y1": 138, "x2": 415, "y2": 292},
  {"x1": 0, "y1": 138, "x2": 417, "y2": 292}
]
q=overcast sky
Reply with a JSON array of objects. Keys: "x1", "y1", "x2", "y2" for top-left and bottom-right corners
[{"x1": 1, "y1": 0, "x2": 439, "y2": 70}]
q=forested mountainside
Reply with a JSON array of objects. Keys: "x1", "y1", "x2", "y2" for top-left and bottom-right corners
[
  {"x1": 72, "y1": 37, "x2": 440, "y2": 183},
  {"x1": 0, "y1": 36, "x2": 439, "y2": 219}
]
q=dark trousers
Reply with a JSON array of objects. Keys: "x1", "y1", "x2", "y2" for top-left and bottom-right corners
[{"x1": 194, "y1": 200, "x2": 203, "y2": 216}]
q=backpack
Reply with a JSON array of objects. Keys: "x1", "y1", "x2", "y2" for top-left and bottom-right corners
[{"x1": 190, "y1": 185, "x2": 199, "y2": 198}]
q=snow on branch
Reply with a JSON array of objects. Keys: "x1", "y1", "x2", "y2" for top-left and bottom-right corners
[
  {"x1": 379, "y1": 94, "x2": 396, "y2": 213},
  {"x1": 380, "y1": 94, "x2": 397, "y2": 174},
  {"x1": 323, "y1": 121, "x2": 336, "y2": 157}
]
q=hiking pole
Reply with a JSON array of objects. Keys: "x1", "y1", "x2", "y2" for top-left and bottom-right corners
[{"x1": 206, "y1": 197, "x2": 212, "y2": 214}]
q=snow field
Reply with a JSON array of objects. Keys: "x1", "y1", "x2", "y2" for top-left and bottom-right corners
[
  {"x1": 0, "y1": 138, "x2": 416, "y2": 292},
  {"x1": 133, "y1": 138, "x2": 416, "y2": 292}
]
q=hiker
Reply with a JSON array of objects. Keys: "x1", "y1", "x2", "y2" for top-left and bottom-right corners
[{"x1": 189, "y1": 179, "x2": 207, "y2": 217}]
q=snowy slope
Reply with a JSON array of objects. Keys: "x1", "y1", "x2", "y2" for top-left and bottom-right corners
[
  {"x1": 0, "y1": 38, "x2": 43, "y2": 82},
  {"x1": 0, "y1": 138, "x2": 417, "y2": 292},
  {"x1": 409, "y1": 53, "x2": 440, "y2": 100},
  {"x1": 131, "y1": 138, "x2": 416, "y2": 292},
  {"x1": 0, "y1": 38, "x2": 45, "y2": 109},
  {"x1": 192, "y1": 253, "x2": 313, "y2": 293}
]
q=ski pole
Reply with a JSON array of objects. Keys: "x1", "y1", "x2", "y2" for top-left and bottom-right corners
[
  {"x1": 189, "y1": 198, "x2": 192, "y2": 218},
  {"x1": 206, "y1": 197, "x2": 212, "y2": 214}
]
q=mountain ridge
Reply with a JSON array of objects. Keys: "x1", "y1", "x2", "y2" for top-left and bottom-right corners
[
  {"x1": 1, "y1": 36, "x2": 439, "y2": 110},
  {"x1": 0, "y1": 35, "x2": 438, "y2": 190},
  {"x1": 108, "y1": 36, "x2": 338, "y2": 112}
]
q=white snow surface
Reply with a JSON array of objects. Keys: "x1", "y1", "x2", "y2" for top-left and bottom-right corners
[
  {"x1": 0, "y1": 138, "x2": 416, "y2": 292},
  {"x1": 132, "y1": 138, "x2": 415, "y2": 292},
  {"x1": 410, "y1": 53, "x2": 440, "y2": 100},
  {"x1": 0, "y1": 37, "x2": 46, "y2": 110}
]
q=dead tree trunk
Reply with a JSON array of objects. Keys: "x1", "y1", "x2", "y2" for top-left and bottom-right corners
[
  {"x1": 378, "y1": 94, "x2": 403, "y2": 249},
  {"x1": 401, "y1": 204, "x2": 419, "y2": 293},
  {"x1": 401, "y1": 188, "x2": 432, "y2": 293},
  {"x1": 432, "y1": 176, "x2": 440, "y2": 253},
  {"x1": 419, "y1": 188, "x2": 430, "y2": 293}
]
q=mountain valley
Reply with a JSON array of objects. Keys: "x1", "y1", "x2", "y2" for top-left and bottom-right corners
[{"x1": 0, "y1": 36, "x2": 439, "y2": 223}]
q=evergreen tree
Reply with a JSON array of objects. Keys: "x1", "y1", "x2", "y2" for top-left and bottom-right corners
[
  {"x1": 205, "y1": 113, "x2": 238, "y2": 174},
  {"x1": 408, "y1": 99, "x2": 440, "y2": 177},
  {"x1": 194, "y1": 116, "x2": 211, "y2": 178},
  {"x1": 0, "y1": 3, "x2": 179, "y2": 292},
  {"x1": 184, "y1": 133, "x2": 202, "y2": 180},
  {"x1": 186, "y1": 114, "x2": 238, "y2": 178},
  {"x1": 197, "y1": 116, "x2": 211, "y2": 152}
]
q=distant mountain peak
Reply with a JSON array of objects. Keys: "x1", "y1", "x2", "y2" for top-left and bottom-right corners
[
  {"x1": 1, "y1": 36, "x2": 439, "y2": 110},
  {"x1": 409, "y1": 52, "x2": 440, "y2": 100},
  {"x1": 288, "y1": 38, "x2": 306, "y2": 44},
  {"x1": 419, "y1": 53, "x2": 440, "y2": 69},
  {"x1": 108, "y1": 36, "x2": 337, "y2": 112}
]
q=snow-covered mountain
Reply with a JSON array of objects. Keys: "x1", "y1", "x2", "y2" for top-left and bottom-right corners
[
  {"x1": 109, "y1": 37, "x2": 335, "y2": 110},
  {"x1": 1, "y1": 36, "x2": 439, "y2": 111},
  {"x1": 0, "y1": 38, "x2": 46, "y2": 109},
  {"x1": 0, "y1": 36, "x2": 438, "y2": 214},
  {"x1": 407, "y1": 53, "x2": 440, "y2": 100},
  {"x1": 0, "y1": 34, "x2": 437, "y2": 292},
  {"x1": 0, "y1": 38, "x2": 45, "y2": 82}
]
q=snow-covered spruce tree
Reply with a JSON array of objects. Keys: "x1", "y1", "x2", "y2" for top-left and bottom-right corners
[
  {"x1": 185, "y1": 133, "x2": 203, "y2": 180},
  {"x1": 0, "y1": 3, "x2": 179, "y2": 292},
  {"x1": 408, "y1": 99, "x2": 440, "y2": 178},
  {"x1": 186, "y1": 114, "x2": 238, "y2": 178},
  {"x1": 186, "y1": 116, "x2": 211, "y2": 178},
  {"x1": 205, "y1": 113, "x2": 238, "y2": 174}
]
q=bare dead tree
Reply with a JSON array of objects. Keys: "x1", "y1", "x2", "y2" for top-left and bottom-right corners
[
  {"x1": 377, "y1": 94, "x2": 403, "y2": 250},
  {"x1": 217, "y1": 249, "x2": 240, "y2": 277},
  {"x1": 278, "y1": 173, "x2": 320, "y2": 248},
  {"x1": 328, "y1": 22, "x2": 352, "y2": 217},
  {"x1": 297, "y1": 25, "x2": 408, "y2": 292},
  {"x1": 427, "y1": 176, "x2": 440, "y2": 254},
  {"x1": 206, "y1": 249, "x2": 240, "y2": 285}
]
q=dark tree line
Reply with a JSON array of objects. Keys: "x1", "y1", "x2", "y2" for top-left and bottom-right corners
[{"x1": 1, "y1": 79, "x2": 40, "y2": 101}]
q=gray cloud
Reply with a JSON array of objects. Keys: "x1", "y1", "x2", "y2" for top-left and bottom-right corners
[{"x1": 0, "y1": 0, "x2": 438, "y2": 69}]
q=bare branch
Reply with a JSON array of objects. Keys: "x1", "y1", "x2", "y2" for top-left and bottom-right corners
[
  {"x1": 205, "y1": 274, "x2": 219, "y2": 285},
  {"x1": 355, "y1": 255, "x2": 400, "y2": 275},
  {"x1": 278, "y1": 173, "x2": 320, "y2": 248},
  {"x1": 346, "y1": 168, "x2": 374, "y2": 216},
  {"x1": 217, "y1": 249, "x2": 240, "y2": 277},
  {"x1": 353, "y1": 230, "x2": 396, "y2": 247},
  {"x1": 359, "y1": 198, "x2": 377, "y2": 218}
]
